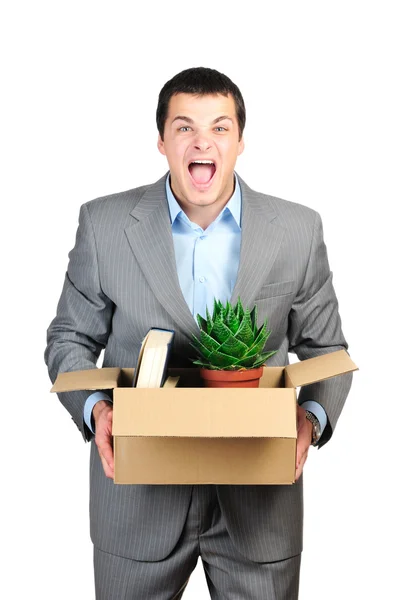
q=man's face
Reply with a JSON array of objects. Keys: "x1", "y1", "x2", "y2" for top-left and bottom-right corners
[{"x1": 157, "y1": 92, "x2": 244, "y2": 212}]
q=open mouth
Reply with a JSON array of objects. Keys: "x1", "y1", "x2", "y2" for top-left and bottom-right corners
[{"x1": 188, "y1": 160, "x2": 217, "y2": 187}]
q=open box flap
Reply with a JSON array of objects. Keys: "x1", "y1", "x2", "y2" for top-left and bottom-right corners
[
  {"x1": 50, "y1": 367, "x2": 122, "y2": 393},
  {"x1": 112, "y1": 387, "x2": 297, "y2": 438},
  {"x1": 284, "y1": 349, "x2": 358, "y2": 388}
]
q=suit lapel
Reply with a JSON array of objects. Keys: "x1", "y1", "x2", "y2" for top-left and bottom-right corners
[
  {"x1": 231, "y1": 174, "x2": 286, "y2": 307},
  {"x1": 124, "y1": 171, "x2": 286, "y2": 337},
  {"x1": 124, "y1": 173, "x2": 200, "y2": 340}
]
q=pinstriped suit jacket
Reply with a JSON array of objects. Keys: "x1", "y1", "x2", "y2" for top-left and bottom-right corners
[{"x1": 45, "y1": 171, "x2": 352, "y2": 562}]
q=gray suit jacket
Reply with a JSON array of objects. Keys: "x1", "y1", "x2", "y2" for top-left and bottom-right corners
[{"x1": 45, "y1": 171, "x2": 352, "y2": 562}]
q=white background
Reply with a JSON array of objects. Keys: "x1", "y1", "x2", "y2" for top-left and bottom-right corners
[{"x1": 2, "y1": 1, "x2": 397, "y2": 598}]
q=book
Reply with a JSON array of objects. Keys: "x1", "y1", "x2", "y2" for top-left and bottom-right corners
[
  {"x1": 162, "y1": 375, "x2": 180, "y2": 388},
  {"x1": 132, "y1": 328, "x2": 175, "y2": 388}
]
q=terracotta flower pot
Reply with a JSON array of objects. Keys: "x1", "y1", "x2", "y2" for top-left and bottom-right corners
[{"x1": 200, "y1": 366, "x2": 264, "y2": 388}]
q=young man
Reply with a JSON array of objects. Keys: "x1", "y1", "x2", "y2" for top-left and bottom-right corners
[{"x1": 45, "y1": 67, "x2": 352, "y2": 599}]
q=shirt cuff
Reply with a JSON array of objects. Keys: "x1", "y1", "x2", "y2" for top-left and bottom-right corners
[
  {"x1": 300, "y1": 400, "x2": 327, "y2": 436},
  {"x1": 84, "y1": 391, "x2": 113, "y2": 434}
]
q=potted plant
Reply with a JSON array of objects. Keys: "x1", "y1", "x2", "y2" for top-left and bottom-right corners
[{"x1": 190, "y1": 297, "x2": 277, "y2": 388}]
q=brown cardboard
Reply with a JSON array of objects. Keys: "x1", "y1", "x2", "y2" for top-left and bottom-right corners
[
  {"x1": 51, "y1": 366, "x2": 122, "y2": 392},
  {"x1": 51, "y1": 350, "x2": 358, "y2": 485},
  {"x1": 284, "y1": 349, "x2": 356, "y2": 388}
]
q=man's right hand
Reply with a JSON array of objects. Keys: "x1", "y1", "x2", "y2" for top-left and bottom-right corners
[{"x1": 93, "y1": 400, "x2": 114, "y2": 479}]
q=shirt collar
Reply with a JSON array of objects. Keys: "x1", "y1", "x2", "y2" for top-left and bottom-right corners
[{"x1": 165, "y1": 171, "x2": 241, "y2": 228}]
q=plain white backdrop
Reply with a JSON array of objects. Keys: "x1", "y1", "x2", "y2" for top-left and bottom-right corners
[{"x1": 2, "y1": 1, "x2": 397, "y2": 598}]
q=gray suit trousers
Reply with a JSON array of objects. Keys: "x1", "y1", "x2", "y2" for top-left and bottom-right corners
[{"x1": 93, "y1": 485, "x2": 301, "y2": 599}]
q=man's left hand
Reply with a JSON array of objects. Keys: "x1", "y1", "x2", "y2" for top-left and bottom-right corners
[{"x1": 295, "y1": 405, "x2": 313, "y2": 482}]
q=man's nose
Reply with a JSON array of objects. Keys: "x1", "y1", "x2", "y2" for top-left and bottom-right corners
[{"x1": 193, "y1": 135, "x2": 212, "y2": 152}]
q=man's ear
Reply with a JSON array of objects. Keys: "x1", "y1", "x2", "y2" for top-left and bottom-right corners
[
  {"x1": 157, "y1": 134, "x2": 166, "y2": 156},
  {"x1": 238, "y1": 135, "x2": 245, "y2": 156}
]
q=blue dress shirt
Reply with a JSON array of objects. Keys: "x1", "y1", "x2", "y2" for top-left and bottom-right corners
[
  {"x1": 166, "y1": 172, "x2": 242, "y2": 319},
  {"x1": 84, "y1": 172, "x2": 327, "y2": 438}
]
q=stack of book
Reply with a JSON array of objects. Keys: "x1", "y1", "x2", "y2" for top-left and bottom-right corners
[{"x1": 132, "y1": 327, "x2": 179, "y2": 388}]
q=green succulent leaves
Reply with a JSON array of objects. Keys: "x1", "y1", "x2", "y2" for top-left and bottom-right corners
[{"x1": 190, "y1": 298, "x2": 277, "y2": 370}]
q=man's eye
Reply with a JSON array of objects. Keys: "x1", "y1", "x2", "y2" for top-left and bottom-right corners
[
  {"x1": 215, "y1": 127, "x2": 226, "y2": 132},
  {"x1": 179, "y1": 126, "x2": 191, "y2": 132}
]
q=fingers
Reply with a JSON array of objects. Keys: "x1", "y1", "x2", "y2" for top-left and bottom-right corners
[
  {"x1": 296, "y1": 406, "x2": 313, "y2": 466},
  {"x1": 95, "y1": 408, "x2": 114, "y2": 479},
  {"x1": 296, "y1": 427, "x2": 311, "y2": 467},
  {"x1": 98, "y1": 451, "x2": 114, "y2": 479},
  {"x1": 295, "y1": 448, "x2": 309, "y2": 481},
  {"x1": 98, "y1": 438, "x2": 114, "y2": 479},
  {"x1": 295, "y1": 404, "x2": 312, "y2": 481},
  {"x1": 296, "y1": 434, "x2": 310, "y2": 468}
]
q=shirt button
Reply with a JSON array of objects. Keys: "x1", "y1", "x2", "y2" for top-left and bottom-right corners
[
  {"x1": 200, "y1": 235, "x2": 206, "y2": 240},
  {"x1": 199, "y1": 276, "x2": 205, "y2": 283}
]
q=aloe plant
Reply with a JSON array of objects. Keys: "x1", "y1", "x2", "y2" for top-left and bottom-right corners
[{"x1": 190, "y1": 297, "x2": 277, "y2": 370}]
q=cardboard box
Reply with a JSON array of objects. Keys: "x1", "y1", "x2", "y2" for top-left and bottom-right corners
[{"x1": 51, "y1": 349, "x2": 358, "y2": 485}]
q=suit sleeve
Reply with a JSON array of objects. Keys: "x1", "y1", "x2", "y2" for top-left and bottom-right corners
[
  {"x1": 288, "y1": 210, "x2": 353, "y2": 448},
  {"x1": 44, "y1": 203, "x2": 114, "y2": 442}
]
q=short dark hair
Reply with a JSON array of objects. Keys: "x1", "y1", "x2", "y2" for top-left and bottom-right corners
[{"x1": 156, "y1": 67, "x2": 246, "y2": 142}]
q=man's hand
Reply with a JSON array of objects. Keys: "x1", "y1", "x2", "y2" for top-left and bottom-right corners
[
  {"x1": 93, "y1": 400, "x2": 114, "y2": 479},
  {"x1": 295, "y1": 404, "x2": 313, "y2": 482}
]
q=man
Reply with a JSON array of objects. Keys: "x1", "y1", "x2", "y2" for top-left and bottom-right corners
[{"x1": 45, "y1": 67, "x2": 352, "y2": 599}]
